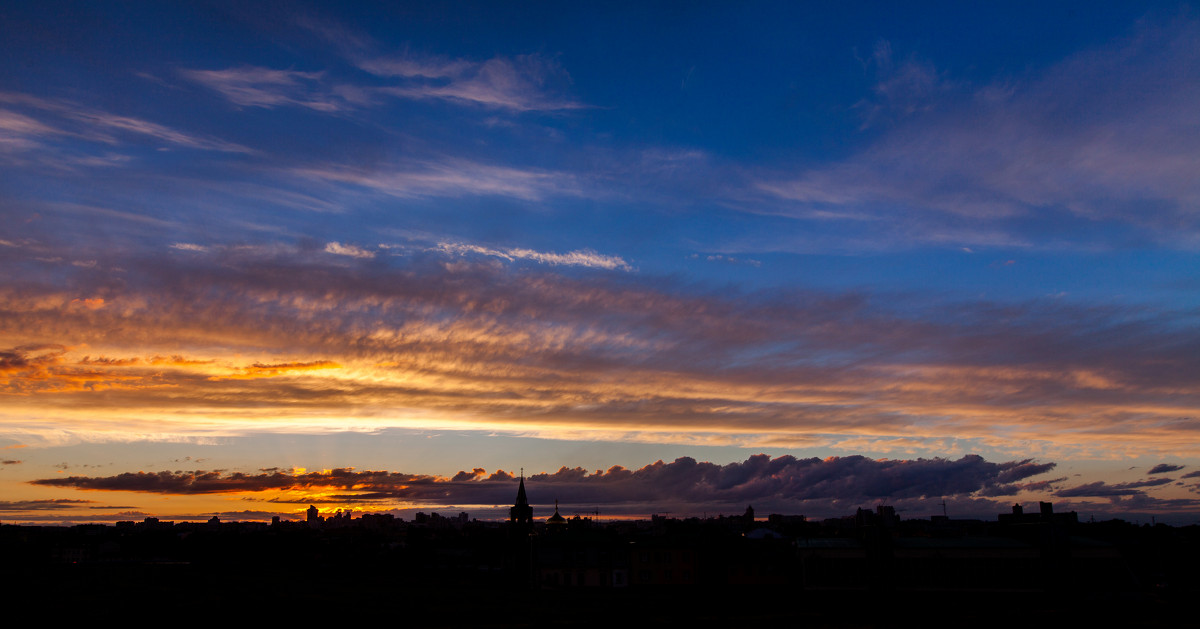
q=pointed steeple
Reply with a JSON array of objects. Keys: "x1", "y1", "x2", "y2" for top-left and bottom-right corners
[
  {"x1": 515, "y1": 474, "x2": 528, "y2": 506},
  {"x1": 509, "y1": 469, "x2": 533, "y2": 527}
]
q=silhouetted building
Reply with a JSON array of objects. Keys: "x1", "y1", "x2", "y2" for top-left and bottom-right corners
[
  {"x1": 998, "y1": 502, "x2": 1079, "y2": 525},
  {"x1": 358, "y1": 512, "x2": 395, "y2": 529},
  {"x1": 306, "y1": 505, "x2": 319, "y2": 526},
  {"x1": 546, "y1": 500, "x2": 566, "y2": 526},
  {"x1": 876, "y1": 505, "x2": 898, "y2": 527},
  {"x1": 510, "y1": 475, "x2": 533, "y2": 527}
]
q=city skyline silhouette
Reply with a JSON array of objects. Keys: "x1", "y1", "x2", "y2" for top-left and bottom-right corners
[{"x1": 3, "y1": 3, "x2": 1200, "y2": 539}]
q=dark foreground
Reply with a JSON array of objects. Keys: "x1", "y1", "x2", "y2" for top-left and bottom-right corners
[{"x1": 6, "y1": 515, "x2": 1196, "y2": 626}]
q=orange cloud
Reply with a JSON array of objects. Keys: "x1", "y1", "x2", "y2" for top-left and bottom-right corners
[
  {"x1": 1, "y1": 250, "x2": 1197, "y2": 458},
  {"x1": 150, "y1": 355, "x2": 215, "y2": 366},
  {"x1": 214, "y1": 360, "x2": 342, "y2": 380},
  {"x1": 68, "y1": 298, "x2": 105, "y2": 310},
  {"x1": 78, "y1": 356, "x2": 140, "y2": 366}
]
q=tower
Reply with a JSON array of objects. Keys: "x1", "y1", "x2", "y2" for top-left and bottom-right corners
[
  {"x1": 509, "y1": 473, "x2": 533, "y2": 527},
  {"x1": 546, "y1": 500, "x2": 566, "y2": 526}
]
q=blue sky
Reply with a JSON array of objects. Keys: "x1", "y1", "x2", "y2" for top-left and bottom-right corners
[{"x1": 2, "y1": 1, "x2": 1199, "y2": 523}]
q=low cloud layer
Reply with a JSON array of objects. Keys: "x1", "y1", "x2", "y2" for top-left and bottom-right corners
[
  {"x1": 0, "y1": 499, "x2": 93, "y2": 511},
  {"x1": 30, "y1": 454, "x2": 1060, "y2": 516},
  {"x1": 1056, "y1": 477, "x2": 1176, "y2": 498},
  {"x1": 31, "y1": 453, "x2": 1196, "y2": 520}
]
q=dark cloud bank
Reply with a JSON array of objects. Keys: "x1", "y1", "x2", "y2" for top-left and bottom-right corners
[{"x1": 33, "y1": 454, "x2": 1068, "y2": 517}]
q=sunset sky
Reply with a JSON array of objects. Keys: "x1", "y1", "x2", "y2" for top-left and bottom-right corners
[{"x1": 3, "y1": 1, "x2": 1199, "y2": 525}]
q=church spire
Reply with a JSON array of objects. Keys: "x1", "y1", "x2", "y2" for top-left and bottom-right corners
[
  {"x1": 509, "y1": 469, "x2": 533, "y2": 527},
  {"x1": 515, "y1": 474, "x2": 528, "y2": 506}
]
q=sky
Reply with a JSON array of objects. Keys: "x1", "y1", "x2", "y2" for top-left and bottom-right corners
[{"x1": 2, "y1": 1, "x2": 1199, "y2": 525}]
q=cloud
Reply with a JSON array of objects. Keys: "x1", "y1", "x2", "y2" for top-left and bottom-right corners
[
  {"x1": 977, "y1": 477, "x2": 1067, "y2": 497},
  {"x1": 290, "y1": 15, "x2": 579, "y2": 112},
  {"x1": 29, "y1": 453, "x2": 1057, "y2": 517},
  {"x1": 1148, "y1": 463, "x2": 1185, "y2": 474},
  {"x1": 357, "y1": 52, "x2": 475, "y2": 79},
  {"x1": 1, "y1": 344, "x2": 68, "y2": 376},
  {"x1": 0, "y1": 499, "x2": 93, "y2": 511},
  {"x1": 854, "y1": 40, "x2": 954, "y2": 129},
  {"x1": 324, "y1": 242, "x2": 376, "y2": 259},
  {"x1": 753, "y1": 17, "x2": 1200, "y2": 249},
  {"x1": 79, "y1": 356, "x2": 140, "y2": 367},
  {"x1": 180, "y1": 66, "x2": 354, "y2": 112},
  {"x1": 701, "y1": 254, "x2": 762, "y2": 267},
  {"x1": 1056, "y1": 477, "x2": 1175, "y2": 498},
  {"x1": 367, "y1": 53, "x2": 582, "y2": 112},
  {"x1": 218, "y1": 360, "x2": 342, "y2": 380},
  {"x1": 1098, "y1": 493, "x2": 1200, "y2": 513},
  {"x1": 451, "y1": 467, "x2": 487, "y2": 482},
  {"x1": 149, "y1": 355, "x2": 214, "y2": 366},
  {"x1": 0, "y1": 92, "x2": 251, "y2": 154},
  {"x1": 0, "y1": 108, "x2": 64, "y2": 150},
  {"x1": 435, "y1": 241, "x2": 631, "y2": 271},
  {"x1": 2, "y1": 243, "x2": 1198, "y2": 454},
  {"x1": 292, "y1": 13, "x2": 375, "y2": 52},
  {"x1": 179, "y1": 47, "x2": 582, "y2": 117},
  {"x1": 68, "y1": 298, "x2": 106, "y2": 310},
  {"x1": 0, "y1": 344, "x2": 187, "y2": 395},
  {"x1": 290, "y1": 158, "x2": 581, "y2": 201}
]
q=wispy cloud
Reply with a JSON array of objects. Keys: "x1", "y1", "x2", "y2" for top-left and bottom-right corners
[
  {"x1": 290, "y1": 158, "x2": 581, "y2": 201},
  {"x1": 217, "y1": 360, "x2": 342, "y2": 380},
  {"x1": 853, "y1": 39, "x2": 955, "y2": 130},
  {"x1": 436, "y1": 241, "x2": 631, "y2": 271},
  {"x1": 0, "y1": 92, "x2": 251, "y2": 154},
  {"x1": 0, "y1": 108, "x2": 64, "y2": 150},
  {"x1": 292, "y1": 13, "x2": 582, "y2": 112},
  {"x1": 698, "y1": 254, "x2": 762, "y2": 268},
  {"x1": 0, "y1": 499, "x2": 94, "y2": 511},
  {"x1": 366, "y1": 52, "x2": 582, "y2": 112},
  {"x1": 357, "y1": 51, "x2": 475, "y2": 79},
  {"x1": 753, "y1": 17, "x2": 1200, "y2": 249},
  {"x1": 180, "y1": 66, "x2": 360, "y2": 112},
  {"x1": 181, "y1": 50, "x2": 581, "y2": 115}
]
